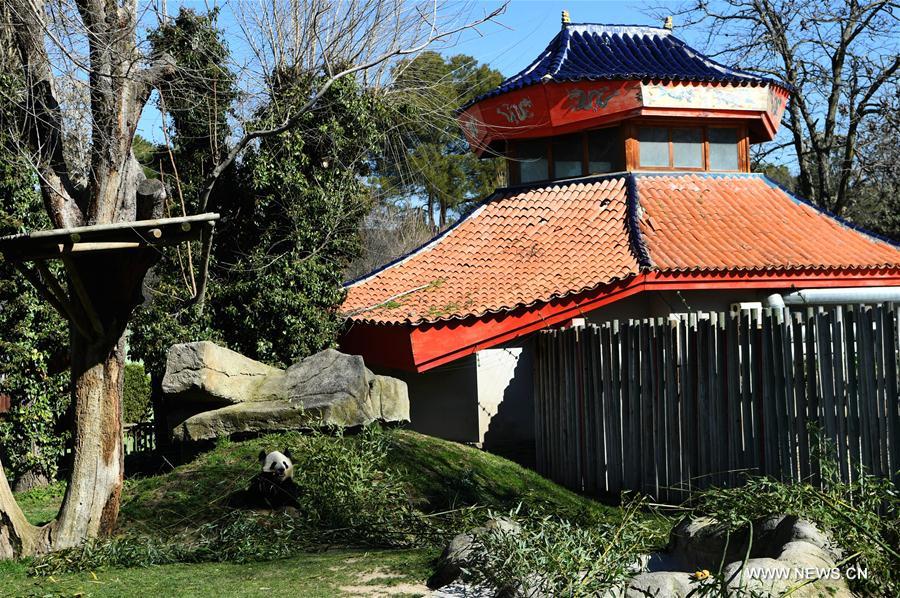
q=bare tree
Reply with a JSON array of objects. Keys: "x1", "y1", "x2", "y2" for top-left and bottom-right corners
[
  {"x1": 0, "y1": 0, "x2": 504, "y2": 559},
  {"x1": 669, "y1": 0, "x2": 899, "y2": 215},
  {"x1": 345, "y1": 202, "x2": 435, "y2": 280}
]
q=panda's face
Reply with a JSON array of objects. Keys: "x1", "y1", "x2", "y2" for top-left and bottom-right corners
[{"x1": 259, "y1": 450, "x2": 294, "y2": 482}]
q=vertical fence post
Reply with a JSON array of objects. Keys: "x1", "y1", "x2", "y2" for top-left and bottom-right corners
[{"x1": 531, "y1": 305, "x2": 900, "y2": 499}]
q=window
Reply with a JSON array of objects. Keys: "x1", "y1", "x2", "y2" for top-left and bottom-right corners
[
  {"x1": 553, "y1": 135, "x2": 583, "y2": 179},
  {"x1": 638, "y1": 127, "x2": 669, "y2": 167},
  {"x1": 517, "y1": 139, "x2": 549, "y2": 183},
  {"x1": 588, "y1": 130, "x2": 617, "y2": 174},
  {"x1": 708, "y1": 127, "x2": 740, "y2": 170},
  {"x1": 672, "y1": 128, "x2": 703, "y2": 168},
  {"x1": 636, "y1": 124, "x2": 744, "y2": 171}
]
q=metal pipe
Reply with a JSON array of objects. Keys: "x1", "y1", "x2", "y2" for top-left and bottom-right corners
[{"x1": 767, "y1": 286, "x2": 900, "y2": 306}]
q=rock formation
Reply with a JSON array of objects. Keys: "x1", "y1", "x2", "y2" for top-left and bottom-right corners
[{"x1": 162, "y1": 341, "x2": 410, "y2": 442}]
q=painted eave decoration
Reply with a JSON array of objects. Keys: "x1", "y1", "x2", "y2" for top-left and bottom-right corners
[
  {"x1": 340, "y1": 173, "x2": 900, "y2": 372},
  {"x1": 457, "y1": 24, "x2": 790, "y2": 153}
]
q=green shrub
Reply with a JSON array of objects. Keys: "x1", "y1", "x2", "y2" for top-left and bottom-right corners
[
  {"x1": 691, "y1": 457, "x2": 900, "y2": 596},
  {"x1": 122, "y1": 363, "x2": 151, "y2": 424},
  {"x1": 463, "y1": 497, "x2": 662, "y2": 597}
]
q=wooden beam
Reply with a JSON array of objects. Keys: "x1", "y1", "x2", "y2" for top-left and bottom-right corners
[
  {"x1": 2, "y1": 213, "x2": 218, "y2": 241},
  {"x1": 59, "y1": 242, "x2": 143, "y2": 253},
  {"x1": 61, "y1": 257, "x2": 105, "y2": 337}
]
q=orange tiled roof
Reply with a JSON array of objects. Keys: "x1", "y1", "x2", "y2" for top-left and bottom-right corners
[{"x1": 343, "y1": 173, "x2": 900, "y2": 324}]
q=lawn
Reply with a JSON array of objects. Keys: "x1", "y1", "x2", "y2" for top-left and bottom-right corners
[
  {"x1": 0, "y1": 548, "x2": 438, "y2": 597},
  {"x1": 7, "y1": 428, "x2": 669, "y2": 596}
]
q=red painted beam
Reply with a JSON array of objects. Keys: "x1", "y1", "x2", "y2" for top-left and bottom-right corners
[{"x1": 400, "y1": 269, "x2": 900, "y2": 372}]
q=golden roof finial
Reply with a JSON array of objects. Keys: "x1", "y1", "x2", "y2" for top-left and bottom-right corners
[
  {"x1": 664, "y1": 16, "x2": 674, "y2": 30},
  {"x1": 561, "y1": 9, "x2": 570, "y2": 28}
]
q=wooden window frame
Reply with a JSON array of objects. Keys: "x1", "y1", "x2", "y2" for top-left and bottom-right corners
[
  {"x1": 625, "y1": 120, "x2": 749, "y2": 173},
  {"x1": 508, "y1": 126, "x2": 623, "y2": 185},
  {"x1": 507, "y1": 120, "x2": 748, "y2": 184}
]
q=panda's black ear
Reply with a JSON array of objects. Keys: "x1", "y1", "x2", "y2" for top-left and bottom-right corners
[
  {"x1": 258, "y1": 450, "x2": 267, "y2": 463},
  {"x1": 283, "y1": 449, "x2": 292, "y2": 460}
]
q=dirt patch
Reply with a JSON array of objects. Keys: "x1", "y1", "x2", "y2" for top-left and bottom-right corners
[
  {"x1": 338, "y1": 582, "x2": 427, "y2": 596},
  {"x1": 339, "y1": 567, "x2": 428, "y2": 596}
]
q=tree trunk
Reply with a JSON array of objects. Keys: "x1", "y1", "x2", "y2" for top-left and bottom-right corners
[
  {"x1": 0, "y1": 331, "x2": 126, "y2": 559},
  {"x1": 52, "y1": 331, "x2": 125, "y2": 549},
  {"x1": 426, "y1": 193, "x2": 434, "y2": 231},
  {"x1": 12, "y1": 469, "x2": 49, "y2": 494},
  {"x1": 0, "y1": 247, "x2": 159, "y2": 559},
  {"x1": 0, "y1": 460, "x2": 51, "y2": 558}
]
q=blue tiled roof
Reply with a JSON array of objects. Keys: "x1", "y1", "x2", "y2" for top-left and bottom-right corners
[{"x1": 465, "y1": 24, "x2": 789, "y2": 108}]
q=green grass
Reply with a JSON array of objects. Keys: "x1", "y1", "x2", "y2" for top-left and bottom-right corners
[
  {"x1": 10, "y1": 428, "x2": 665, "y2": 595},
  {"x1": 113, "y1": 428, "x2": 619, "y2": 535},
  {"x1": 388, "y1": 430, "x2": 615, "y2": 523},
  {"x1": 15, "y1": 428, "x2": 648, "y2": 535},
  {"x1": 14, "y1": 481, "x2": 65, "y2": 526},
  {"x1": 0, "y1": 547, "x2": 437, "y2": 597}
]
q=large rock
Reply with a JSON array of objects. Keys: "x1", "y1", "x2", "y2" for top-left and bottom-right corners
[
  {"x1": 625, "y1": 572, "x2": 696, "y2": 598},
  {"x1": 650, "y1": 515, "x2": 852, "y2": 598},
  {"x1": 369, "y1": 374, "x2": 411, "y2": 423},
  {"x1": 284, "y1": 349, "x2": 373, "y2": 412},
  {"x1": 427, "y1": 518, "x2": 522, "y2": 590},
  {"x1": 164, "y1": 342, "x2": 410, "y2": 442},
  {"x1": 163, "y1": 341, "x2": 281, "y2": 405}
]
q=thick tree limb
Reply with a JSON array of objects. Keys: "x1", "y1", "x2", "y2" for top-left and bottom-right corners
[
  {"x1": 0, "y1": 457, "x2": 50, "y2": 559},
  {"x1": 8, "y1": 0, "x2": 84, "y2": 228}
]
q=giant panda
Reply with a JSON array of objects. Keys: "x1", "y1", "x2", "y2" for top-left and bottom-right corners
[{"x1": 230, "y1": 449, "x2": 300, "y2": 509}]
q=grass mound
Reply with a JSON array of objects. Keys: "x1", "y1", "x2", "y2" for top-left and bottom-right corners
[
  {"x1": 115, "y1": 427, "x2": 615, "y2": 535},
  {"x1": 15, "y1": 426, "x2": 631, "y2": 576}
]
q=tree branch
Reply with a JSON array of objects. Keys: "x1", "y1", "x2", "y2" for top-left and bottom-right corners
[
  {"x1": 8, "y1": 0, "x2": 84, "y2": 228},
  {"x1": 196, "y1": 2, "x2": 507, "y2": 213}
]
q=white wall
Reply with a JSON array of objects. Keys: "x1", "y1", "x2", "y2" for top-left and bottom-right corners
[{"x1": 476, "y1": 341, "x2": 535, "y2": 454}]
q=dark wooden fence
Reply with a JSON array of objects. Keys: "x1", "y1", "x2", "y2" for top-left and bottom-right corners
[
  {"x1": 534, "y1": 305, "x2": 900, "y2": 502},
  {"x1": 124, "y1": 422, "x2": 156, "y2": 455}
]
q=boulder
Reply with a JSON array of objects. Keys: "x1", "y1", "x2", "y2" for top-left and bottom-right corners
[
  {"x1": 427, "y1": 518, "x2": 522, "y2": 590},
  {"x1": 428, "y1": 531, "x2": 479, "y2": 590},
  {"x1": 283, "y1": 349, "x2": 372, "y2": 410},
  {"x1": 163, "y1": 342, "x2": 410, "y2": 441},
  {"x1": 162, "y1": 341, "x2": 281, "y2": 405},
  {"x1": 625, "y1": 572, "x2": 696, "y2": 598},
  {"x1": 722, "y1": 557, "x2": 794, "y2": 596},
  {"x1": 369, "y1": 374, "x2": 411, "y2": 423},
  {"x1": 668, "y1": 516, "x2": 748, "y2": 571},
  {"x1": 652, "y1": 515, "x2": 851, "y2": 598}
]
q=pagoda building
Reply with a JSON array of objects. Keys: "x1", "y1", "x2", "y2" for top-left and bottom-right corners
[{"x1": 340, "y1": 20, "x2": 900, "y2": 452}]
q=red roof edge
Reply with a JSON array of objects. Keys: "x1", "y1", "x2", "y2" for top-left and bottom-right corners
[{"x1": 341, "y1": 268, "x2": 900, "y2": 373}]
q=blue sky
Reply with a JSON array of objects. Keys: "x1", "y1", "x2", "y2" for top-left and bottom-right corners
[
  {"x1": 448, "y1": 1, "x2": 687, "y2": 78},
  {"x1": 139, "y1": 1, "x2": 695, "y2": 142}
]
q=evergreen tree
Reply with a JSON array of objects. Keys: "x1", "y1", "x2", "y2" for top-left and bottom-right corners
[{"x1": 378, "y1": 52, "x2": 504, "y2": 229}]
